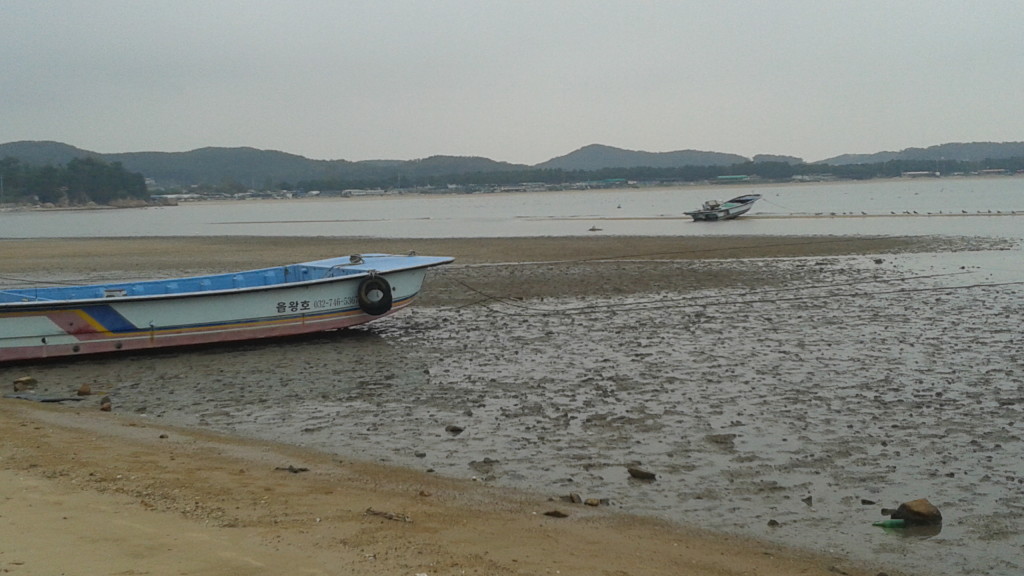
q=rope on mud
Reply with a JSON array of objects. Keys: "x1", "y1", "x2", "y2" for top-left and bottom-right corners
[
  {"x1": 447, "y1": 267, "x2": 973, "y2": 310},
  {"x1": 485, "y1": 279, "x2": 1024, "y2": 317},
  {"x1": 448, "y1": 268, "x2": 972, "y2": 313},
  {"x1": 448, "y1": 272, "x2": 1024, "y2": 317},
  {"x1": 758, "y1": 197, "x2": 800, "y2": 212},
  {"x1": 440, "y1": 233, "x2": 1017, "y2": 316},
  {"x1": 554, "y1": 234, "x2": 950, "y2": 264}
]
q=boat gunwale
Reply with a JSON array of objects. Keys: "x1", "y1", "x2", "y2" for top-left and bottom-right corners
[{"x1": 0, "y1": 256, "x2": 452, "y2": 310}]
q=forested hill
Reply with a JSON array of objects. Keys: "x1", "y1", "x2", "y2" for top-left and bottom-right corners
[
  {"x1": 0, "y1": 141, "x2": 527, "y2": 188},
  {"x1": 0, "y1": 141, "x2": 105, "y2": 165},
  {"x1": 535, "y1": 144, "x2": 747, "y2": 170},
  {"x1": 819, "y1": 142, "x2": 1024, "y2": 165},
  {"x1": 3, "y1": 140, "x2": 1024, "y2": 188}
]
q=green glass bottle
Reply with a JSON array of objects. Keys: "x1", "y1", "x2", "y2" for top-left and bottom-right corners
[{"x1": 872, "y1": 519, "x2": 907, "y2": 528}]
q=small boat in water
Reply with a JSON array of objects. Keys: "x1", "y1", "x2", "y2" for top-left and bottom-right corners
[
  {"x1": 0, "y1": 253, "x2": 452, "y2": 363},
  {"x1": 684, "y1": 193, "x2": 762, "y2": 221}
]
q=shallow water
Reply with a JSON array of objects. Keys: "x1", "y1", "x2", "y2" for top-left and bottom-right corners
[
  {"x1": 2, "y1": 177, "x2": 1024, "y2": 239},
  {"x1": 8, "y1": 248, "x2": 1023, "y2": 576}
]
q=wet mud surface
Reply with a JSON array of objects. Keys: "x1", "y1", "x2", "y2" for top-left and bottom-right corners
[{"x1": 5, "y1": 239, "x2": 1023, "y2": 576}]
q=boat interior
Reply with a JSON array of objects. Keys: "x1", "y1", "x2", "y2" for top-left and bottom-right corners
[{"x1": 0, "y1": 259, "x2": 368, "y2": 304}]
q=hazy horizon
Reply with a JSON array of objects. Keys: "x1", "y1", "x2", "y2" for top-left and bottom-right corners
[{"x1": 3, "y1": 1, "x2": 1022, "y2": 165}]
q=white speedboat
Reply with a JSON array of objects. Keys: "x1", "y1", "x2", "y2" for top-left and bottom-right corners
[{"x1": 685, "y1": 193, "x2": 762, "y2": 221}]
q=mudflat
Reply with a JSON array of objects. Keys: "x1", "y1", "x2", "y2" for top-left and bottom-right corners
[
  {"x1": 0, "y1": 234, "x2": 981, "y2": 302},
  {"x1": 0, "y1": 235, "x2": 999, "y2": 576}
]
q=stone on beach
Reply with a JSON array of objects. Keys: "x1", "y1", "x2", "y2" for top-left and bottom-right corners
[
  {"x1": 705, "y1": 433, "x2": 738, "y2": 450},
  {"x1": 627, "y1": 467, "x2": 657, "y2": 481},
  {"x1": 889, "y1": 498, "x2": 942, "y2": 525},
  {"x1": 13, "y1": 376, "x2": 37, "y2": 391}
]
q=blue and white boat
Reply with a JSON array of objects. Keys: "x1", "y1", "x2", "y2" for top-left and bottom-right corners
[{"x1": 0, "y1": 253, "x2": 452, "y2": 363}]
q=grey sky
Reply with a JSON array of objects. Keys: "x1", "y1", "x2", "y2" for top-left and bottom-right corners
[{"x1": 3, "y1": 1, "x2": 1022, "y2": 164}]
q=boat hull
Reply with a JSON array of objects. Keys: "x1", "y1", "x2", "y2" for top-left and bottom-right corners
[
  {"x1": 685, "y1": 203, "x2": 755, "y2": 221},
  {"x1": 684, "y1": 193, "x2": 761, "y2": 221},
  {"x1": 0, "y1": 257, "x2": 448, "y2": 363}
]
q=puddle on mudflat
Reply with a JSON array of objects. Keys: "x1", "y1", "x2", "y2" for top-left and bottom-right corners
[{"x1": 8, "y1": 250, "x2": 1023, "y2": 576}]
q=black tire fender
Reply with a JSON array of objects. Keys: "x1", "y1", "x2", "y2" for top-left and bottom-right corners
[{"x1": 357, "y1": 275, "x2": 393, "y2": 315}]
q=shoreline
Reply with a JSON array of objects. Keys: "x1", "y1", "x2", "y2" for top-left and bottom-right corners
[{"x1": 2, "y1": 173, "x2": 1021, "y2": 212}]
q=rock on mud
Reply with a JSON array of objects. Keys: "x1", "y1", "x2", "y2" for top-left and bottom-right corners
[{"x1": 889, "y1": 498, "x2": 942, "y2": 525}]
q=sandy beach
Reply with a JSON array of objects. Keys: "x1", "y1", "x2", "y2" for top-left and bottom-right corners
[
  {"x1": 2, "y1": 235, "x2": 1020, "y2": 576},
  {"x1": 1, "y1": 400, "x2": 875, "y2": 576}
]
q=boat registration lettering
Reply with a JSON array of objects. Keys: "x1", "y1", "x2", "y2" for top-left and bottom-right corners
[
  {"x1": 276, "y1": 300, "x2": 311, "y2": 313},
  {"x1": 276, "y1": 297, "x2": 356, "y2": 313},
  {"x1": 312, "y1": 296, "x2": 356, "y2": 309}
]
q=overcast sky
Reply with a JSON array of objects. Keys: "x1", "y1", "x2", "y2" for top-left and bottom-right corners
[{"x1": 3, "y1": 1, "x2": 1022, "y2": 165}]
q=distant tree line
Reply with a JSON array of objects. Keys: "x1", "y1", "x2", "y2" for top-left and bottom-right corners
[
  {"x1": 3, "y1": 153, "x2": 1022, "y2": 205},
  {"x1": 826, "y1": 157, "x2": 1024, "y2": 180},
  {"x1": 293, "y1": 156, "x2": 1024, "y2": 191},
  {"x1": 0, "y1": 156, "x2": 148, "y2": 206}
]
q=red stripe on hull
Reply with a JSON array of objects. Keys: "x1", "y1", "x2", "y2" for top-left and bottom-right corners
[{"x1": 0, "y1": 302, "x2": 409, "y2": 363}]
